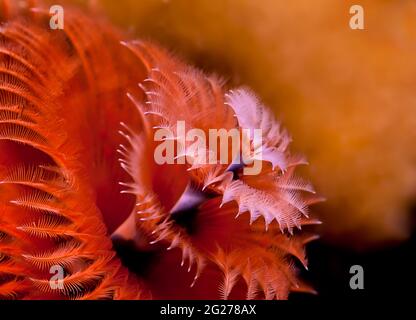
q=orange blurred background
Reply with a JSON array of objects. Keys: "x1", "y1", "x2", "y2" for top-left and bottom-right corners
[{"x1": 83, "y1": 0, "x2": 416, "y2": 249}]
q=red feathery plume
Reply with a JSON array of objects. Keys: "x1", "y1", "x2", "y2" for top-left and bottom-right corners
[{"x1": 0, "y1": 1, "x2": 320, "y2": 299}]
